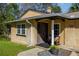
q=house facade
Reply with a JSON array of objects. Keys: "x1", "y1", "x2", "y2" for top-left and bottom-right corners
[{"x1": 7, "y1": 9, "x2": 79, "y2": 49}]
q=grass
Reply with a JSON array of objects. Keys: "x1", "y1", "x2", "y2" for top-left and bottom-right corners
[{"x1": 0, "y1": 38, "x2": 34, "y2": 56}]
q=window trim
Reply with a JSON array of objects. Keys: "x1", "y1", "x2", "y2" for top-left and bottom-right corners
[{"x1": 16, "y1": 23, "x2": 26, "y2": 36}]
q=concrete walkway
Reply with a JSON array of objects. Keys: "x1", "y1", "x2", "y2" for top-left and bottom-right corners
[
  {"x1": 17, "y1": 46, "x2": 79, "y2": 56},
  {"x1": 17, "y1": 47, "x2": 47, "y2": 56}
]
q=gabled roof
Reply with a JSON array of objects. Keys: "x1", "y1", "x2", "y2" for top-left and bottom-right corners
[
  {"x1": 19, "y1": 8, "x2": 48, "y2": 20},
  {"x1": 6, "y1": 11, "x2": 79, "y2": 23},
  {"x1": 20, "y1": 9, "x2": 49, "y2": 18}
]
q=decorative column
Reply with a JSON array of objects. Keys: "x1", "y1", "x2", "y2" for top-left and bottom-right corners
[{"x1": 51, "y1": 20, "x2": 54, "y2": 45}]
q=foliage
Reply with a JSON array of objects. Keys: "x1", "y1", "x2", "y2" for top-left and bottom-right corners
[
  {"x1": 0, "y1": 35, "x2": 10, "y2": 41},
  {"x1": 5, "y1": 4, "x2": 20, "y2": 21},
  {"x1": 49, "y1": 45, "x2": 59, "y2": 49},
  {"x1": 51, "y1": 5, "x2": 61, "y2": 13},
  {"x1": 19, "y1": 3, "x2": 52, "y2": 13},
  {"x1": 68, "y1": 3, "x2": 79, "y2": 12},
  {"x1": 0, "y1": 3, "x2": 20, "y2": 21},
  {"x1": 19, "y1": 3, "x2": 61, "y2": 13},
  {"x1": 0, "y1": 3, "x2": 20, "y2": 36}
]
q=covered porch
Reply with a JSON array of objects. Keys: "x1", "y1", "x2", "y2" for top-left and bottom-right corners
[{"x1": 30, "y1": 17, "x2": 65, "y2": 47}]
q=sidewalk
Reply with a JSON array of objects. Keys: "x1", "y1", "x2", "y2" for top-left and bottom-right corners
[{"x1": 17, "y1": 47, "x2": 47, "y2": 56}]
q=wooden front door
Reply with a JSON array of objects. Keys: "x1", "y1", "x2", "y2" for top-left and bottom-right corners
[{"x1": 37, "y1": 22, "x2": 51, "y2": 45}]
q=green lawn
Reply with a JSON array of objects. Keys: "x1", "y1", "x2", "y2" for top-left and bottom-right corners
[{"x1": 0, "y1": 39, "x2": 33, "y2": 56}]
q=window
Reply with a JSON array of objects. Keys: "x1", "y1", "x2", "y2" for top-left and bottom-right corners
[
  {"x1": 22, "y1": 24, "x2": 25, "y2": 34},
  {"x1": 54, "y1": 24, "x2": 60, "y2": 38},
  {"x1": 17, "y1": 24, "x2": 25, "y2": 35},
  {"x1": 17, "y1": 25, "x2": 20, "y2": 34}
]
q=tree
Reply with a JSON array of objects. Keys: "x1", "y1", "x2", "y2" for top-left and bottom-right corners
[
  {"x1": 0, "y1": 3, "x2": 20, "y2": 36},
  {"x1": 51, "y1": 5, "x2": 61, "y2": 13},
  {"x1": 5, "y1": 4, "x2": 20, "y2": 21},
  {"x1": 68, "y1": 3, "x2": 79, "y2": 13},
  {"x1": 19, "y1": 3, "x2": 62, "y2": 13},
  {"x1": 19, "y1": 3, "x2": 52, "y2": 14}
]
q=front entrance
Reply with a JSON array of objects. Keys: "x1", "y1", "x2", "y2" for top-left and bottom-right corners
[{"x1": 37, "y1": 22, "x2": 51, "y2": 45}]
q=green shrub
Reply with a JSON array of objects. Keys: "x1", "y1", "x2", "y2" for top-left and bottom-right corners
[
  {"x1": 0, "y1": 35, "x2": 10, "y2": 41},
  {"x1": 49, "y1": 45, "x2": 59, "y2": 49}
]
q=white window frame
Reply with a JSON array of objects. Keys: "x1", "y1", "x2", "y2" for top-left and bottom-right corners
[{"x1": 16, "y1": 23, "x2": 26, "y2": 36}]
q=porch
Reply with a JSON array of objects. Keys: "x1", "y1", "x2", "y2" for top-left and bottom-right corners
[{"x1": 29, "y1": 17, "x2": 65, "y2": 47}]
